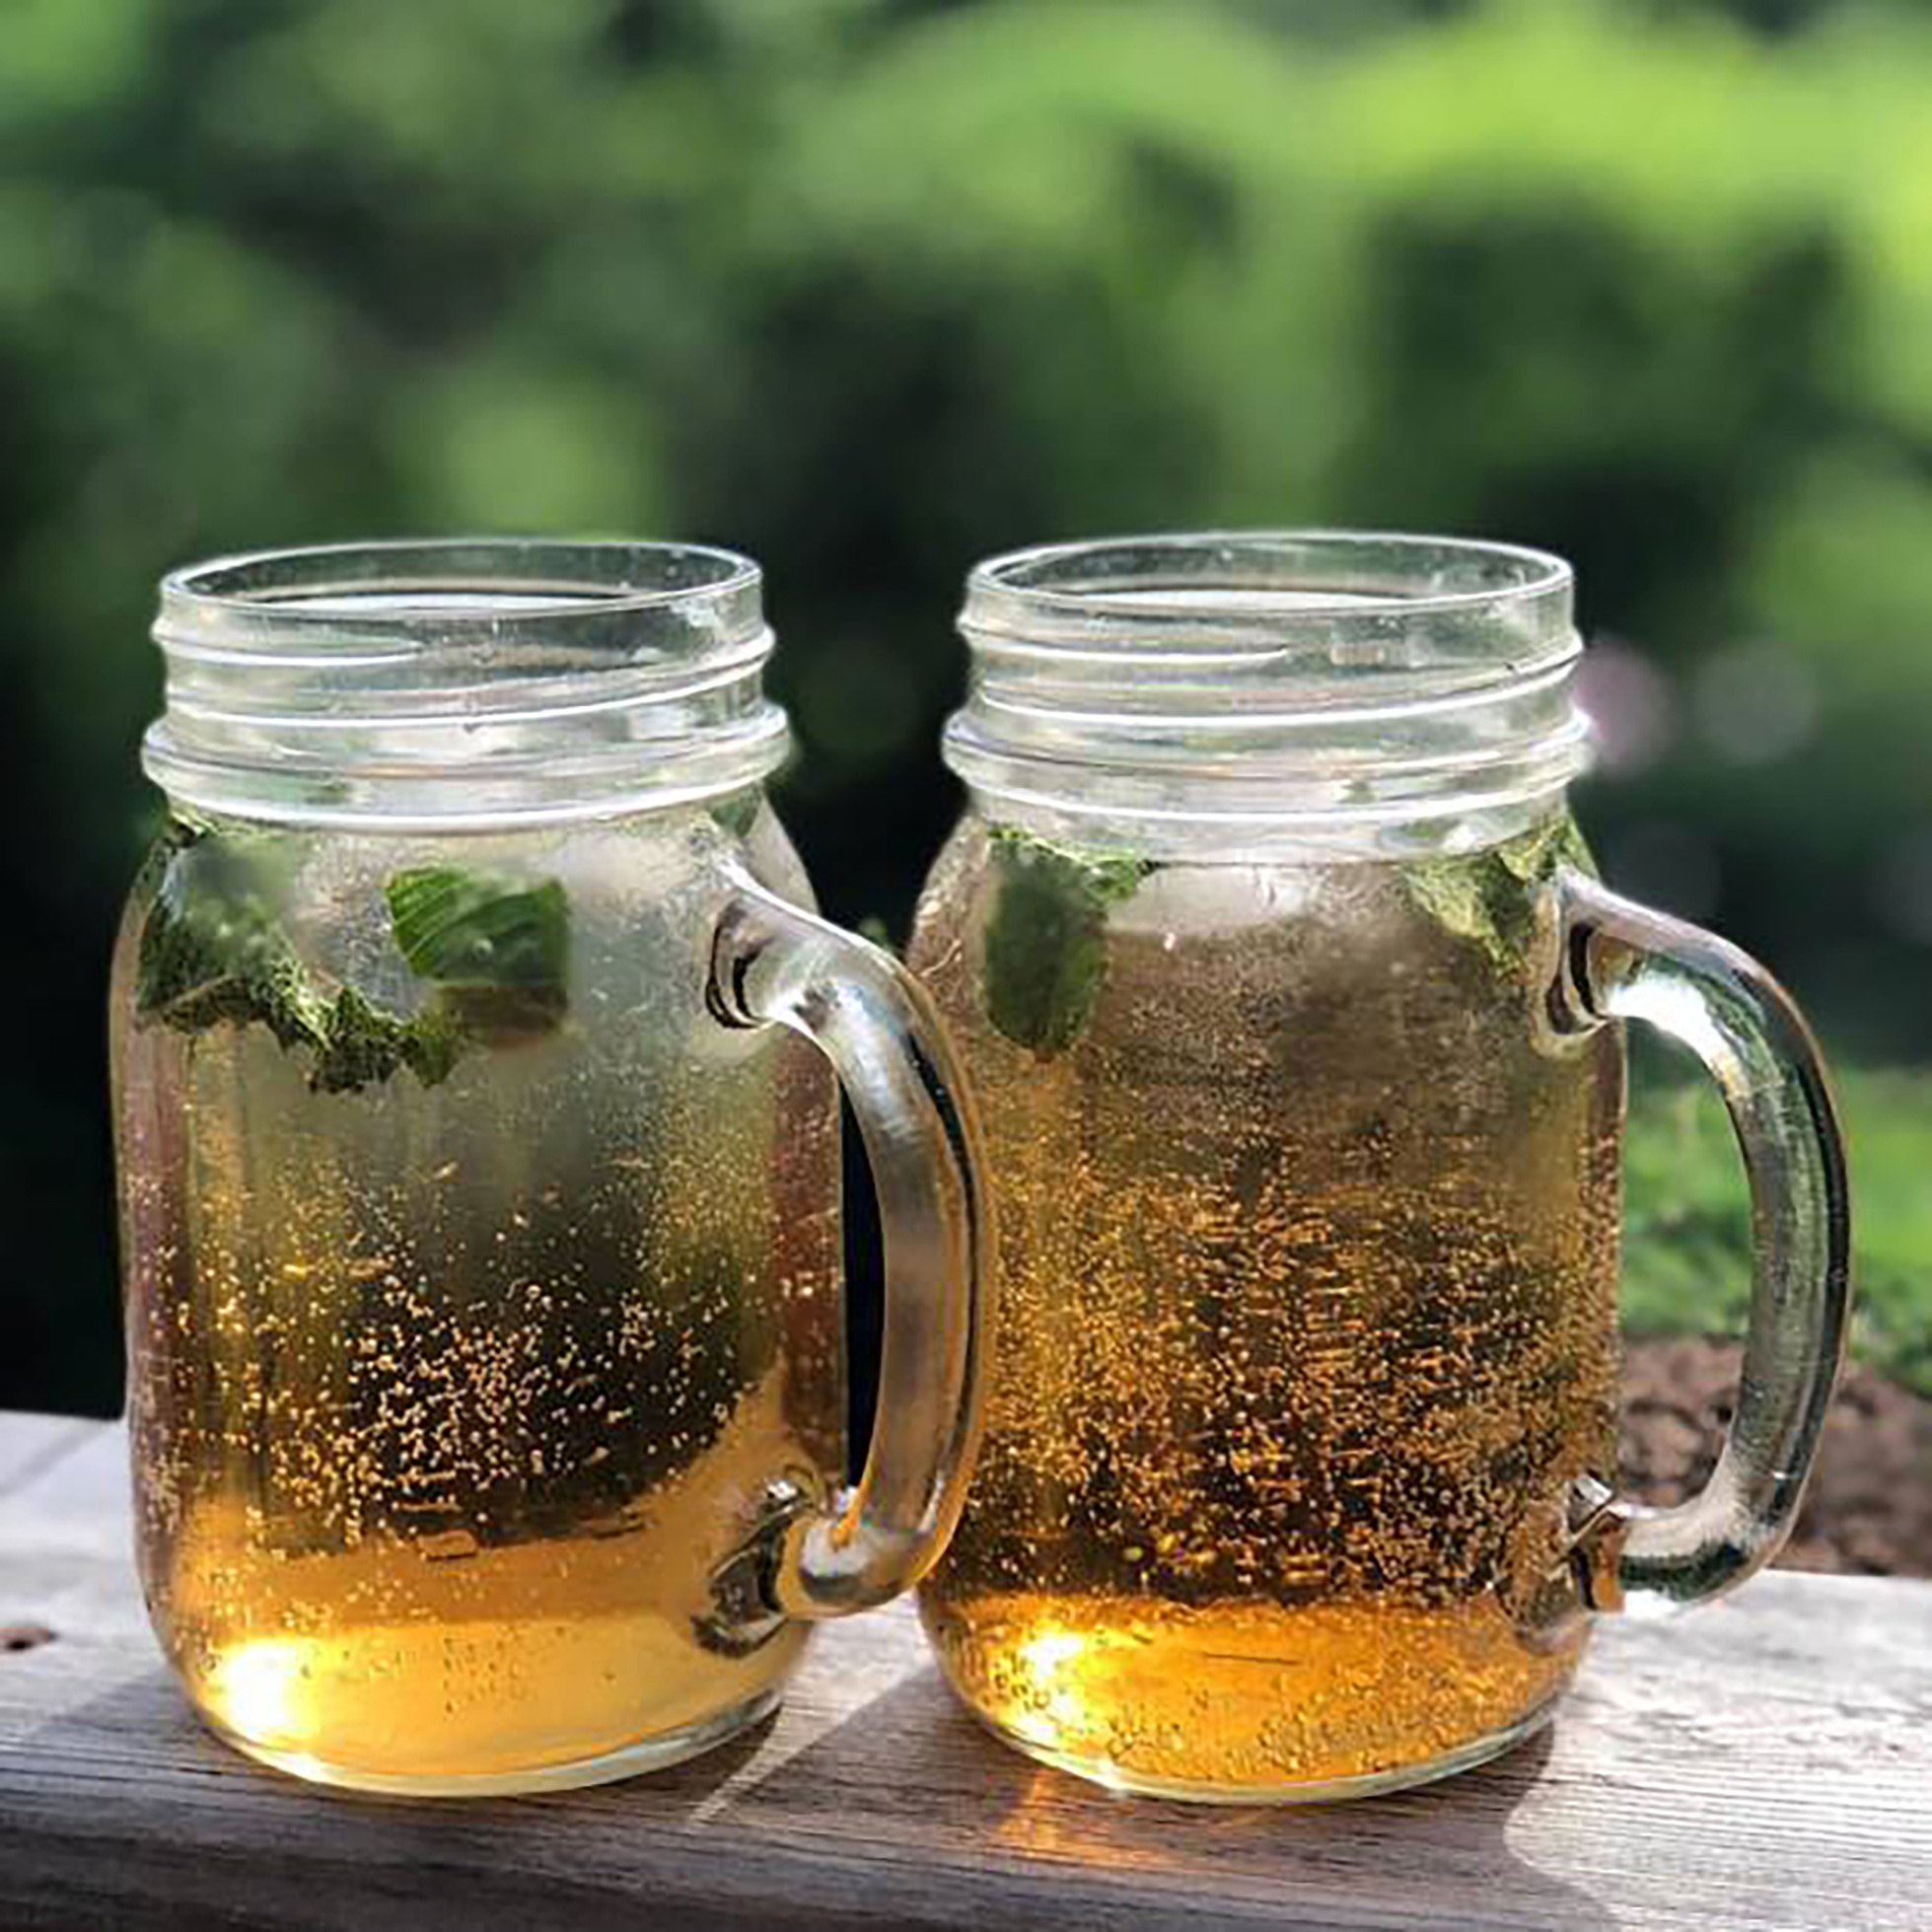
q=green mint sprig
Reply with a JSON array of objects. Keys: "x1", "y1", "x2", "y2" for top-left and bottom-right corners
[
  {"x1": 134, "y1": 820, "x2": 568, "y2": 1094},
  {"x1": 384, "y1": 866, "x2": 569, "y2": 1043},
  {"x1": 1399, "y1": 815, "x2": 1597, "y2": 977},
  {"x1": 981, "y1": 823, "x2": 1152, "y2": 1057}
]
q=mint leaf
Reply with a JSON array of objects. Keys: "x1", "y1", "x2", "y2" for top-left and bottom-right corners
[
  {"x1": 133, "y1": 821, "x2": 464, "y2": 1093},
  {"x1": 132, "y1": 822, "x2": 565, "y2": 1093},
  {"x1": 136, "y1": 823, "x2": 330, "y2": 1057},
  {"x1": 1400, "y1": 815, "x2": 1597, "y2": 977},
  {"x1": 981, "y1": 824, "x2": 1151, "y2": 1057},
  {"x1": 384, "y1": 866, "x2": 569, "y2": 1043},
  {"x1": 305, "y1": 986, "x2": 465, "y2": 1095},
  {"x1": 385, "y1": 867, "x2": 568, "y2": 986},
  {"x1": 1496, "y1": 813, "x2": 1596, "y2": 887}
]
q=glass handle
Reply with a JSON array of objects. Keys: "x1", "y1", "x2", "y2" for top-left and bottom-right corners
[
  {"x1": 708, "y1": 880, "x2": 992, "y2": 1618},
  {"x1": 1552, "y1": 871, "x2": 1851, "y2": 1614}
]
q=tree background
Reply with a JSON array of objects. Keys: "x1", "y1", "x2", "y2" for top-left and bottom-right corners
[{"x1": 4, "y1": 0, "x2": 1929, "y2": 1413}]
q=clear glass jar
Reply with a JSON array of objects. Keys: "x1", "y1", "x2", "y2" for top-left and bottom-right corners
[
  {"x1": 111, "y1": 540, "x2": 988, "y2": 1795},
  {"x1": 909, "y1": 533, "x2": 1849, "y2": 1802}
]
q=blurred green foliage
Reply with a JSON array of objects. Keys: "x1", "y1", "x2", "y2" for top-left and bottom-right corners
[
  {"x1": 1625, "y1": 1066, "x2": 1932, "y2": 1399},
  {"x1": 2, "y1": 0, "x2": 1929, "y2": 1410}
]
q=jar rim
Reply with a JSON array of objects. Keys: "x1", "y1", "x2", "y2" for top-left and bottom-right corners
[
  {"x1": 963, "y1": 530, "x2": 1572, "y2": 651},
  {"x1": 159, "y1": 537, "x2": 762, "y2": 643}
]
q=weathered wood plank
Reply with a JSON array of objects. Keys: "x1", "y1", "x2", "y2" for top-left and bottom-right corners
[
  {"x1": 2, "y1": 1420, "x2": 1929, "y2": 1930},
  {"x1": 0, "y1": 1411, "x2": 100, "y2": 1503}
]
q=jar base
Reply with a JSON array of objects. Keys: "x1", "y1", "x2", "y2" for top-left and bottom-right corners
[
  {"x1": 201, "y1": 1685, "x2": 785, "y2": 1798},
  {"x1": 968, "y1": 1689, "x2": 1564, "y2": 1806}
]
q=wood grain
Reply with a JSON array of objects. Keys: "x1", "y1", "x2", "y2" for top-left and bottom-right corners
[{"x1": 2, "y1": 1417, "x2": 1929, "y2": 1930}]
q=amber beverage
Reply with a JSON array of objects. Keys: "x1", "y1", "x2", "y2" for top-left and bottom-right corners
[
  {"x1": 912, "y1": 839, "x2": 1624, "y2": 1794},
  {"x1": 115, "y1": 817, "x2": 844, "y2": 1786}
]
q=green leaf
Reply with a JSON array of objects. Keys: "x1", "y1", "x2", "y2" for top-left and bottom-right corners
[
  {"x1": 1399, "y1": 814, "x2": 1597, "y2": 977},
  {"x1": 384, "y1": 865, "x2": 570, "y2": 1046},
  {"x1": 132, "y1": 822, "x2": 565, "y2": 1093},
  {"x1": 306, "y1": 985, "x2": 413, "y2": 1096},
  {"x1": 385, "y1": 866, "x2": 569, "y2": 986},
  {"x1": 981, "y1": 823, "x2": 1151, "y2": 1057},
  {"x1": 134, "y1": 823, "x2": 430, "y2": 1094},
  {"x1": 135, "y1": 823, "x2": 330, "y2": 1059}
]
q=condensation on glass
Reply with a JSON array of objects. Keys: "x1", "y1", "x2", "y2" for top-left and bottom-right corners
[
  {"x1": 110, "y1": 540, "x2": 988, "y2": 1795},
  {"x1": 909, "y1": 532, "x2": 1850, "y2": 1802}
]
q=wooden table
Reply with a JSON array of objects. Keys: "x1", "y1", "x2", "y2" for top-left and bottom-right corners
[{"x1": 3, "y1": 1412, "x2": 1928, "y2": 1929}]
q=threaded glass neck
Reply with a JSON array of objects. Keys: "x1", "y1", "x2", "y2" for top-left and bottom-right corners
[
  {"x1": 145, "y1": 539, "x2": 789, "y2": 828},
  {"x1": 947, "y1": 531, "x2": 1589, "y2": 859}
]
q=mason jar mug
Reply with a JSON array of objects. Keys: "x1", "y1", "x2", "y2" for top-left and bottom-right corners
[
  {"x1": 110, "y1": 540, "x2": 988, "y2": 1794},
  {"x1": 908, "y1": 532, "x2": 1849, "y2": 1803}
]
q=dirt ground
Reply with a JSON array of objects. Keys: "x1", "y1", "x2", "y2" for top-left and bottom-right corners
[{"x1": 1620, "y1": 1337, "x2": 1932, "y2": 1580}]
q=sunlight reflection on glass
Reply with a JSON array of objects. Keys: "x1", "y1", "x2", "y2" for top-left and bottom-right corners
[
  {"x1": 1011, "y1": 1628, "x2": 1090, "y2": 1747},
  {"x1": 208, "y1": 1637, "x2": 322, "y2": 1749}
]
